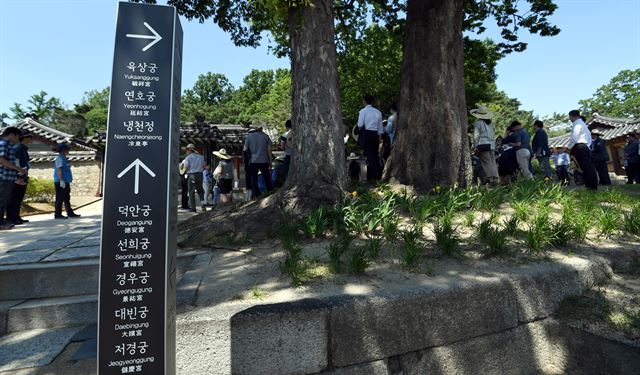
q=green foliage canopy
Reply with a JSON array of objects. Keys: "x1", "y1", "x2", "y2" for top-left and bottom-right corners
[{"x1": 579, "y1": 69, "x2": 640, "y2": 119}]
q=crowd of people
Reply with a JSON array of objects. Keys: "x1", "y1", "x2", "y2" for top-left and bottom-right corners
[
  {"x1": 472, "y1": 108, "x2": 640, "y2": 188},
  {"x1": 3, "y1": 102, "x2": 639, "y2": 228},
  {"x1": 0, "y1": 126, "x2": 80, "y2": 231}
]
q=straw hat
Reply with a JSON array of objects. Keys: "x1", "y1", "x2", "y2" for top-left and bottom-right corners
[
  {"x1": 347, "y1": 152, "x2": 359, "y2": 160},
  {"x1": 213, "y1": 148, "x2": 231, "y2": 160},
  {"x1": 470, "y1": 105, "x2": 494, "y2": 120},
  {"x1": 590, "y1": 129, "x2": 603, "y2": 136},
  {"x1": 185, "y1": 143, "x2": 197, "y2": 150},
  {"x1": 179, "y1": 163, "x2": 187, "y2": 175}
]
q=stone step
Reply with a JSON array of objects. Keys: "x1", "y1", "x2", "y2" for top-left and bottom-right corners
[
  {"x1": 1, "y1": 251, "x2": 208, "y2": 334},
  {"x1": 0, "y1": 251, "x2": 203, "y2": 301},
  {"x1": 6, "y1": 295, "x2": 98, "y2": 333}
]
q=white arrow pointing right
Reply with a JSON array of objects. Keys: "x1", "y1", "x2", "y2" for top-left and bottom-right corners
[{"x1": 126, "y1": 22, "x2": 163, "y2": 52}]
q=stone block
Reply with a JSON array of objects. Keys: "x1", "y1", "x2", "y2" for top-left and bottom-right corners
[
  {"x1": 328, "y1": 279, "x2": 518, "y2": 368},
  {"x1": 507, "y1": 258, "x2": 611, "y2": 323},
  {"x1": 41, "y1": 246, "x2": 100, "y2": 262},
  {"x1": 229, "y1": 299, "x2": 329, "y2": 374},
  {"x1": 7, "y1": 295, "x2": 98, "y2": 332},
  {"x1": 176, "y1": 253, "x2": 213, "y2": 306},
  {"x1": 388, "y1": 321, "x2": 553, "y2": 375},
  {"x1": 323, "y1": 360, "x2": 390, "y2": 375},
  {"x1": 0, "y1": 326, "x2": 81, "y2": 372},
  {"x1": 0, "y1": 260, "x2": 99, "y2": 300},
  {"x1": 0, "y1": 249, "x2": 54, "y2": 265},
  {"x1": 0, "y1": 300, "x2": 24, "y2": 336}
]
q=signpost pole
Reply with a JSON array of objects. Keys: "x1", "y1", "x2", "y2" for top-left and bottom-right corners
[{"x1": 97, "y1": 2, "x2": 182, "y2": 374}]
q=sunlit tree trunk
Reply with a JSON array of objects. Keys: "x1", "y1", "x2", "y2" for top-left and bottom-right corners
[
  {"x1": 384, "y1": 0, "x2": 471, "y2": 191},
  {"x1": 285, "y1": 0, "x2": 346, "y2": 207}
]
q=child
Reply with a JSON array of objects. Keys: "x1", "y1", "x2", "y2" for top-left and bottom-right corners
[{"x1": 552, "y1": 147, "x2": 570, "y2": 185}]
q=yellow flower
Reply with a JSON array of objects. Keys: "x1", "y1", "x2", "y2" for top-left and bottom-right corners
[
  {"x1": 434, "y1": 185, "x2": 442, "y2": 193},
  {"x1": 351, "y1": 191, "x2": 358, "y2": 198}
]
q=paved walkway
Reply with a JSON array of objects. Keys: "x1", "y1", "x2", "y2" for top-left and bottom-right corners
[{"x1": 0, "y1": 199, "x2": 199, "y2": 267}]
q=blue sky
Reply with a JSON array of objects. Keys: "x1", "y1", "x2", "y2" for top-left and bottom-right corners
[{"x1": 1, "y1": 0, "x2": 639, "y2": 122}]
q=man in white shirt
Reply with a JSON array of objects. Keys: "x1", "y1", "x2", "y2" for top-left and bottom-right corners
[
  {"x1": 567, "y1": 110, "x2": 597, "y2": 190},
  {"x1": 357, "y1": 94, "x2": 384, "y2": 180},
  {"x1": 181, "y1": 144, "x2": 207, "y2": 212}
]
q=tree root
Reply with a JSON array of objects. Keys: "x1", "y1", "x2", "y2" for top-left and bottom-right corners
[{"x1": 177, "y1": 183, "x2": 343, "y2": 247}]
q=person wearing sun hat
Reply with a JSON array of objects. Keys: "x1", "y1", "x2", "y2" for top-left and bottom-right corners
[
  {"x1": 346, "y1": 152, "x2": 361, "y2": 182},
  {"x1": 181, "y1": 143, "x2": 207, "y2": 212},
  {"x1": 590, "y1": 128, "x2": 611, "y2": 185},
  {"x1": 471, "y1": 105, "x2": 499, "y2": 185},
  {"x1": 212, "y1": 148, "x2": 234, "y2": 203}
]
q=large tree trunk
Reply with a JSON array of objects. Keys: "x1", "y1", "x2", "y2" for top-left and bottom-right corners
[
  {"x1": 383, "y1": 0, "x2": 470, "y2": 192},
  {"x1": 284, "y1": 0, "x2": 346, "y2": 209}
]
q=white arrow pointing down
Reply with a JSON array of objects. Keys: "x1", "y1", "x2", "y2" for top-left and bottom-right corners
[
  {"x1": 117, "y1": 159, "x2": 156, "y2": 195},
  {"x1": 126, "y1": 22, "x2": 162, "y2": 52}
]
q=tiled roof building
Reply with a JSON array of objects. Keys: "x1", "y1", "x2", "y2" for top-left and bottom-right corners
[{"x1": 549, "y1": 113, "x2": 640, "y2": 175}]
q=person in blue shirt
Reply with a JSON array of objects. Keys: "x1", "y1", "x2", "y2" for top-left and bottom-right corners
[
  {"x1": 53, "y1": 143, "x2": 80, "y2": 219},
  {"x1": 7, "y1": 130, "x2": 33, "y2": 224}
]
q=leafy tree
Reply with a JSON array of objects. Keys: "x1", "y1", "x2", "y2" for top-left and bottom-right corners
[
  {"x1": 225, "y1": 69, "x2": 280, "y2": 124},
  {"x1": 75, "y1": 87, "x2": 110, "y2": 135},
  {"x1": 579, "y1": 69, "x2": 640, "y2": 118},
  {"x1": 251, "y1": 70, "x2": 292, "y2": 131},
  {"x1": 483, "y1": 88, "x2": 535, "y2": 137},
  {"x1": 49, "y1": 108, "x2": 87, "y2": 137},
  {"x1": 337, "y1": 24, "x2": 402, "y2": 126},
  {"x1": 10, "y1": 91, "x2": 62, "y2": 124},
  {"x1": 136, "y1": 0, "x2": 347, "y2": 206},
  {"x1": 540, "y1": 112, "x2": 571, "y2": 138},
  {"x1": 384, "y1": 0, "x2": 560, "y2": 191},
  {"x1": 181, "y1": 72, "x2": 234, "y2": 123}
]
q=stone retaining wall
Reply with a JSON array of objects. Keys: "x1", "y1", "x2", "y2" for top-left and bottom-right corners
[
  {"x1": 175, "y1": 255, "x2": 626, "y2": 374},
  {"x1": 29, "y1": 161, "x2": 101, "y2": 197}
]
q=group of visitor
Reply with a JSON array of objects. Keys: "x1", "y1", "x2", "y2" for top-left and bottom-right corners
[
  {"x1": 351, "y1": 95, "x2": 397, "y2": 182},
  {"x1": 179, "y1": 143, "x2": 236, "y2": 212},
  {"x1": 471, "y1": 107, "x2": 639, "y2": 189},
  {"x1": 1, "y1": 126, "x2": 79, "y2": 230}
]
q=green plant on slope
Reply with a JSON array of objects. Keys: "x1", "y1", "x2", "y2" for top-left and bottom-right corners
[
  {"x1": 524, "y1": 206, "x2": 551, "y2": 254},
  {"x1": 280, "y1": 240, "x2": 305, "y2": 286},
  {"x1": 327, "y1": 235, "x2": 352, "y2": 273},
  {"x1": 597, "y1": 207, "x2": 621, "y2": 237},
  {"x1": 301, "y1": 206, "x2": 328, "y2": 238},
  {"x1": 623, "y1": 204, "x2": 640, "y2": 235},
  {"x1": 381, "y1": 214, "x2": 400, "y2": 241},
  {"x1": 434, "y1": 212, "x2": 460, "y2": 257},
  {"x1": 402, "y1": 226, "x2": 424, "y2": 268},
  {"x1": 349, "y1": 245, "x2": 371, "y2": 274},
  {"x1": 464, "y1": 211, "x2": 477, "y2": 228},
  {"x1": 511, "y1": 199, "x2": 530, "y2": 222}
]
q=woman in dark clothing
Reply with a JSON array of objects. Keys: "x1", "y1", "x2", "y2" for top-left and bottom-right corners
[{"x1": 498, "y1": 127, "x2": 519, "y2": 183}]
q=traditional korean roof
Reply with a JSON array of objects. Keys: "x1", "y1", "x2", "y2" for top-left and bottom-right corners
[
  {"x1": 29, "y1": 151, "x2": 98, "y2": 163},
  {"x1": 587, "y1": 113, "x2": 640, "y2": 129},
  {"x1": 87, "y1": 123, "x2": 282, "y2": 153},
  {"x1": 12, "y1": 117, "x2": 96, "y2": 152},
  {"x1": 549, "y1": 113, "x2": 640, "y2": 148}
]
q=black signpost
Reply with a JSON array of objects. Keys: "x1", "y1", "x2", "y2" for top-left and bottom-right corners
[{"x1": 98, "y1": 2, "x2": 182, "y2": 374}]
